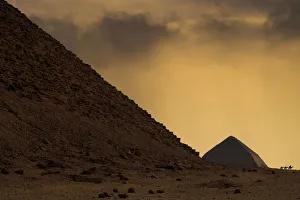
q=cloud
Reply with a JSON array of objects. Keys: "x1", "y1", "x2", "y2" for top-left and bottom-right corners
[
  {"x1": 30, "y1": 12, "x2": 173, "y2": 68},
  {"x1": 96, "y1": 13, "x2": 171, "y2": 54},
  {"x1": 14, "y1": 0, "x2": 300, "y2": 42},
  {"x1": 265, "y1": 0, "x2": 300, "y2": 39}
]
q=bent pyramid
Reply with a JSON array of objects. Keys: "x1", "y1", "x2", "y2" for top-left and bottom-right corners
[
  {"x1": 203, "y1": 136, "x2": 268, "y2": 168},
  {"x1": 0, "y1": 0, "x2": 201, "y2": 170}
]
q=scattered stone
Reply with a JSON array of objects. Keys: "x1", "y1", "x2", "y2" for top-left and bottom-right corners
[
  {"x1": 157, "y1": 189, "x2": 165, "y2": 193},
  {"x1": 252, "y1": 169, "x2": 258, "y2": 172},
  {"x1": 118, "y1": 194, "x2": 128, "y2": 199},
  {"x1": 231, "y1": 174, "x2": 239, "y2": 178},
  {"x1": 69, "y1": 175, "x2": 102, "y2": 183},
  {"x1": 81, "y1": 167, "x2": 96, "y2": 175},
  {"x1": 155, "y1": 164, "x2": 175, "y2": 171},
  {"x1": 103, "y1": 192, "x2": 110, "y2": 197},
  {"x1": 119, "y1": 154, "x2": 128, "y2": 159},
  {"x1": 128, "y1": 187, "x2": 135, "y2": 193},
  {"x1": 98, "y1": 194, "x2": 106, "y2": 198},
  {"x1": 176, "y1": 178, "x2": 182, "y2": 181},
  {"x1": 234, "y1": 189, "x2": 241, "y2": 194},
  {"x1": 200, "y1": 180, "x2": 238, "y2": 189},
  {"x1": 255, "y1": 179, "x2": 263, "y2": 183},
  {"x1": 97, "y1": 192, "x2": 111, "y2": 198},
  {"x1": 44, "y1": 159, "x2": 65, "y2": 168},
  {"x1": 148, "y1": 190, "x2": 155, "y2": 194},
  {"x1": 14, "y1": 169, "x2": 24, "y2": 175},
  {"x1": 81, "y1": 170, "x2": 92, "y2": 175},
  {"x1": 89, "y1": 158, "x2": 105, "y2": 164},
  {"x1": 118, "y1": 174, "x2": 129, "y2": 181},
  {"x1": 150, "y1": 175, "x2": 157, "y2": 179},
  {"x1": 41, "y1": 170, "x2": 61, "y2": 176},
  {"x1": 36, "y1": 163, "x2": 46, "y2": 169},
  {"x1": 42, "y1": 139, "x2": 50, "y2": 144},
  {"x1": 1, "y1": 168, "x2": 9, "y2": 174},
  {"x1": 271, "y1": 171, "x2": 275, "y2": 175},
  {"x1": 113, "y1": 188, "x2": 118, "y2": 193},
  {"x1": 220, "y1": 174, "x2": 227, "y2": 177}
]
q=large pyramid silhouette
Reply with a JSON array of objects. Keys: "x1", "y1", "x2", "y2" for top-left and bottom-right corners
[
  {"x1": 0, "y1": 0, "x2": 201, "y2": 170},
  {"x1": 203, "y1": 136, "x2": 268, "y2": 168}
]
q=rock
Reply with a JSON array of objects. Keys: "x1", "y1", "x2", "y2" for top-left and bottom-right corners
[
  {"x1": 119, "y1": 154, "x2": 128, "y2": 159},
  {"x1": 103, "y1": 192, "x2": 110, "y2": 197},
  {"x1": 165, "y1": 165, "x2": 175, "y2": 170},
  {"x1": 81, "y1": 170, "x2": 92, "y2": 175},
  {"x1": 255, "y1": 179, "x2": 263, "y2": 183},
  {"x1": 1, "y1": 168, "x2": 9, "y2": 174},
  {"x1": 118, "y1": 174, "x2": 129, "y2": 181},
  {"x1": 220, "y1": 174, "x2": 227, "y2": 177},
  {"x1": 69, "y1": 175, "x2": 102, "y2": 183},
  {"x1": 98, "y1": 193, "x2": 106, "y2": 198},
  {"x1": 150, "y1": 175, "x2": 157, "y2": 179},
  {"x1": 155, "y1": 164, "x2": 175, "y2": 171},
  {"x1": 14, "y1": 169, "x2": 24, "y2": 175},
  {"x1": 42, "y1": 139, "x2": 50, "y2": 144},
  {"x1": 176, "y1": 178, "x2": 182, "y2": 181},
  {"x1": 231, "y1": 174, "x2": 239, "y2": 178},
  {"x1": 128, "y1": 187, "x2": 135, "y2": 193},
  {"x1": 36, "y1": 163, "x2": 46, "y2": 169},
  {"x1": 41, "y1": 170, "x2": 60, "y2": 176},
  {"x1": 118, "y1": 194, "x2": 128, "y2": 198},
  {"x1": 89, "y1": 158, "x2": 105, "y2": 164},
  {"x1": 81, "y1": 167, "x2": 96, "y2": 175},
  {"x1": 148, "y1": 190, "x2": 155, "y2": 194},
  {"x1": 271, "y1": 171, "x2": 275, "y2": 174},
  {"x1": 113, "y1": 188, "x2": 118, "y2": 193},
  {"x1": 157, "y1": 189, "x2": 164, "y2": 193},
  {"x1": 234, "y1": 189, "x2": 241, "y2": 194},
  {"x1": 97, "y1": 192, "x2": 110, "y2": 198}
]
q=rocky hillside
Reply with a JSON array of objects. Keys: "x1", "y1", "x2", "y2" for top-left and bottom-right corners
[{"x1": 0, "y1": 0, "x2": 202, "y2": 171}]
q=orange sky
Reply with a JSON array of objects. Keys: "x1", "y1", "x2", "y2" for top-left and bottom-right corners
[{"x1": 10, "y1": 0, "x2": 300, "y2": 169}]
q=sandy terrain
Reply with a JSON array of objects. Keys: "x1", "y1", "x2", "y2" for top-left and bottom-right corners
[{"x1": 1, "y1": 167, "x2": 300, "y2": 200}]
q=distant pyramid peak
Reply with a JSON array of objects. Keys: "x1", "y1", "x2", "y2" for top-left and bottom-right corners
[{"x1": 203, "y1": 136, "x2": 268, "y2": 168}]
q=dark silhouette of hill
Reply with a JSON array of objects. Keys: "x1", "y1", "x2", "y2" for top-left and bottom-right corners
[{"x1": 0, "y1": 0, "x2": 201, "y2": 171}]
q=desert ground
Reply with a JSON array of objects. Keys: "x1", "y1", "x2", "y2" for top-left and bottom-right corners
[{"x1": 1, "y1": 166, "x2": 300, "y2": 200}]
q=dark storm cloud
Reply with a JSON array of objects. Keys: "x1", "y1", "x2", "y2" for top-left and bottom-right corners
[
  {"x1": 96, "y1": 13, "x2": 171, "y2": 54},
  {"x1": 24, "y1": 0, "x2": 300, "y2": 60},
  {"x1": 30, "y1": 12, "x2": 173, "y2": 68},
  {"x1": 192, "y1": 15, "x2": 262, "y2": 40},
  {"x1": 265, "y1": 0, "x2": 300, "y2": 39},
  {"x1": 206, "y1": 0, "x2": 300, "y2": 39}
]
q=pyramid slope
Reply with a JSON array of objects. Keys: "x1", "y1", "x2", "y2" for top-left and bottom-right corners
[
  {"x1": 203, "y1": 136, "x2": 268, "y2": 168},
  {"x1": 0, "y1": 0, "x2": 201, "y2": 170}
]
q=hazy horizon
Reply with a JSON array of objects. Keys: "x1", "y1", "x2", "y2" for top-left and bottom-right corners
[{"x1": 8, "y1": 0, "x2": 300, "y2": 169}]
